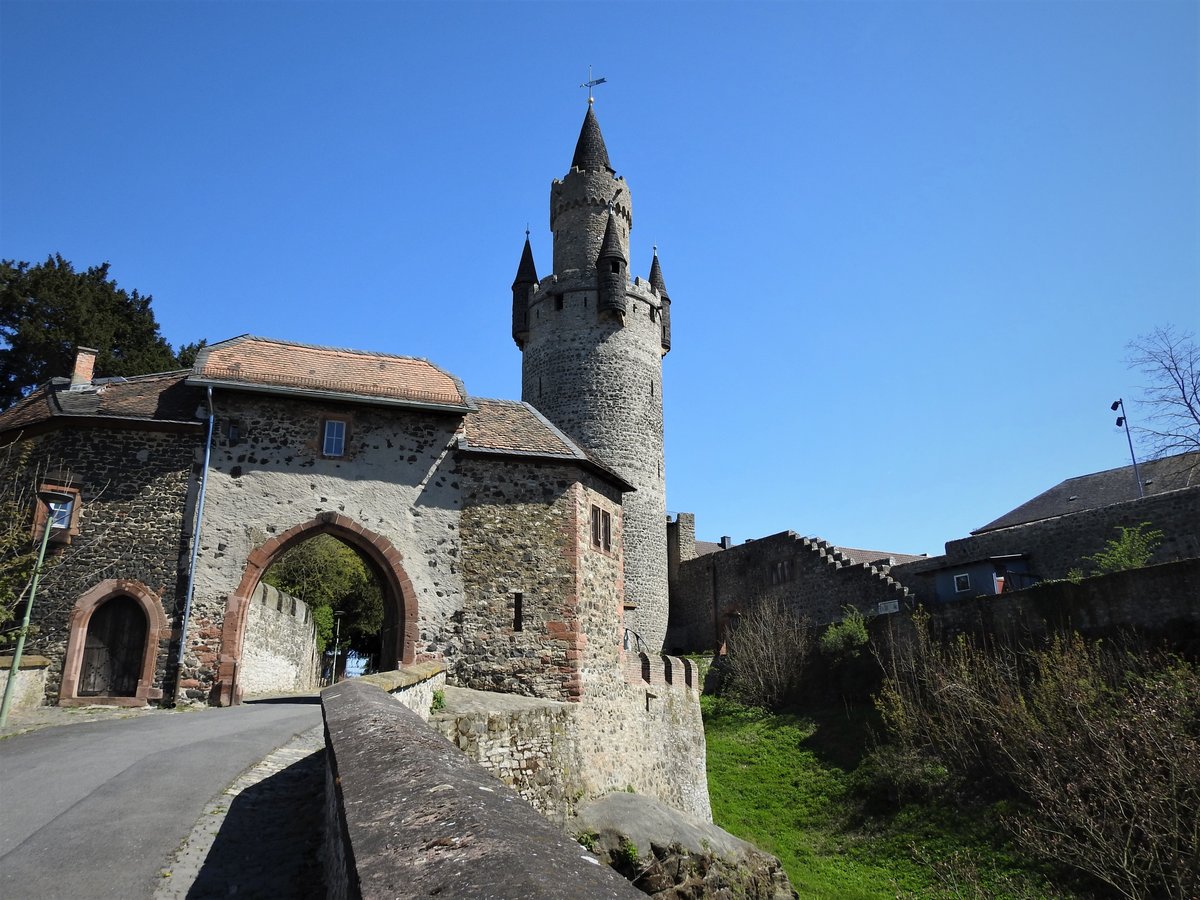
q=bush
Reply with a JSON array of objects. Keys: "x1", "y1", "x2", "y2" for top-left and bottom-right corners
[
  {"x1": 876, "y1": 616, "x2": 1200, "y2": 898},
  {"x1": 1082, "y1": 521, "x2": 1164, "y2": 575},
  {"x1": 723, "y1": 597, "x2": 812, "y2": 709}
]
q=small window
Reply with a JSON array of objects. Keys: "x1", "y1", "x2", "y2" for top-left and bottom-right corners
[
  {"x1": 590, "y1": 505, "x2": 612, "y2": 552},
  {"x1": 649, "y1": 306, "x2": 657, "y2": 322},
  {"x1": 513, "y1": 592, "x2": 524, "y2": 632},
  {"x1": 34, "y1": 484, "x2": 81, "y2": 543},
  {"x1": 610, "y1": 261, "x2": 620, "y2": 274},
  {"x1": 323, "y1": 419, "x2": 346, "y2": 457},
  {"x1": 953, "y1": 573, "x2": 971, "y2": 593},
  {"x1": 555, "y1": 296, "x2": 564, "y2": 311}
]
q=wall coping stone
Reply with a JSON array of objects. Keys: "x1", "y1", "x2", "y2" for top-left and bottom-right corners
[
  {"x1": 358, "y1": 661, "x2": 446, "y2": 693},
  {"x1": 321, "y1": 680, "x2": 640, "y2": 899},
  {"x1": 0, "y1": 656, "x2": 51, "y2": 670}
]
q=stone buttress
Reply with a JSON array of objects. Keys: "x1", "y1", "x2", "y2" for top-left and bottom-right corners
[{"x1": 513, "y1": 104, "x2": 673, "y2": 650}]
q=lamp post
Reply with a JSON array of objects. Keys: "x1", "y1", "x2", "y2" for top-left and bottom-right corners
[
  {"x1": 330, "y1": 611, "x2": 345, "y2": 685},
  {"x1": 1111, "y1": 399, "x2": 1144, "y2": 498},
  {"x1": 1, "y1": 489, "x2": 75, "y2": 727}
]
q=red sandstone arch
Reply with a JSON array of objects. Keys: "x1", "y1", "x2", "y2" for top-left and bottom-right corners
[
  {"x1": 59, "y1": 579, "x2": 169, "y2": 707},
  {"x1": 214, "y1": 512, "x2": 418, "y2": 706}
]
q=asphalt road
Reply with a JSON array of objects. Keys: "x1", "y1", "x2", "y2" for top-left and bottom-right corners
[{"x1": 0, "y1": 696, "x2": 322, "y2": 900}]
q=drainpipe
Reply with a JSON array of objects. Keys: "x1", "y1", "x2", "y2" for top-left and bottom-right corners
[{"x1": 175, "y1": 386, "x2": 214, "y2": 701}]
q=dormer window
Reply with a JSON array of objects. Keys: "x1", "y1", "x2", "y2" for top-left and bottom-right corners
[{"x1": 322, "y1": 419, "x2": 347, "y2": 457}]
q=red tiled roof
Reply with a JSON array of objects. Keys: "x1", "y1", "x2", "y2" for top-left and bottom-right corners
[
  {"x1": 190, "y1": 335, "x2": 469, "y2": 409},
  {"x1": 463, "y1": 398, "x2": 577, "y2": 455},
  {"x1": 835, "y1": 546, "x2": 928, "y2": 566},
  {"x1": 461, "y1": 398, "x2": 633, "y2": 491}
]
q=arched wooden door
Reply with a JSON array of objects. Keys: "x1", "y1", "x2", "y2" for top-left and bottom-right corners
[{"x1": 79, "y1": 595, "x2": 147, "y2": 697}]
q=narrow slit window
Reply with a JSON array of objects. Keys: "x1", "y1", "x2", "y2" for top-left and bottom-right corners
[
  {"x1": 513, "y1": 592, "x2": 524, "y2": 631},
  {"x1": 555, "y1": 296, "x2": 564, "y2": 310}
]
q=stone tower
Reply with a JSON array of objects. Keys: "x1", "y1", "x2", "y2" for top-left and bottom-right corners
[{"x1": 512, "y1": 103, "x2": 673, "y2": 650}]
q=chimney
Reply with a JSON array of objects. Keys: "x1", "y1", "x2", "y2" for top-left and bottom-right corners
[
  {"x1": 71, "y1": 346, "x2": 98, "y2": 387},
  {"x1": 719, "y1": 535, "x2": 733, "y2": 550}
]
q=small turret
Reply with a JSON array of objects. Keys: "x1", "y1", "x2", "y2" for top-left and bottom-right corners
[
  {"x1": 597, "y1": 211, "x2": 628, "y2": 320},
  {"x1": 649, "y1": 249, "x2": 671, "y2": 353},
  {"x1": 511, "y1": 233, "x2": 538, "y2": 348}
]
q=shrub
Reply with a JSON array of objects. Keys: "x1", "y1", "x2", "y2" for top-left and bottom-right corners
[
  {"x1": 1082, "y1": 521, "x2": 1164, "y2": 575},
  {"x1": 431, "y1": 688, "x2": 445, "y2": 711},
  {"x1": 723, "y1": 597, "x2": 812, "y2": 709},
  {"x1": 876, "y1": 618, "x2": 1200, "y2": 898},
  {"x1": 819, "y1": 607, "x2": 869, "y2": 661}
]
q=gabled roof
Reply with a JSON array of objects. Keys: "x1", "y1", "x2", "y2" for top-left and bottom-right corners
[
  {"x1": 189, "y1": 335, "x2": 472, "y2": 412},
  {"x1": 571, "y1": 105, "x2": 613, "y2": 173},
  {"x1": 973, "y1": 451, "x2": 1200, "y2": 534},
  {"x1": 0, "y1": 371, "x2": 201, "y2": 438},
  {"x1": 460, "y1": 398, "x2": 634, "y2": 492}
]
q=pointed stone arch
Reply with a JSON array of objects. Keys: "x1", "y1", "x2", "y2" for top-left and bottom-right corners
[
  {"x1": 214, "y1": 512, "x2": 418, "y2": 706},
  {"x1": 59, "y1": 579, "x2": 168, "y2": 707}
]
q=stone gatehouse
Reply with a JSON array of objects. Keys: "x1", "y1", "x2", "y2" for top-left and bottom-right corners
[{"x1": 0, "y1": 101, "x2": 711, "y2": 820}]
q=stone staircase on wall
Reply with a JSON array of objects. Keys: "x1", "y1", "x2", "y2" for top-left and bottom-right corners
[{"x1": 792, "y1": 533, "x2": 912, "y2": 614}]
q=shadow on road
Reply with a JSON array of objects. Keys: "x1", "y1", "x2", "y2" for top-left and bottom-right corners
[{"x1": 186, "y1": 749, "x2": 326, "y2": 899}]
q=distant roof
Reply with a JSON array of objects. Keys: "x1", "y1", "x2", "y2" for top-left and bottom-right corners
[
  {"x1": 835, "y1": 546, "x2": 928, "y2": 566},
  {"x1": 189, "y1": 335, "x2": 471, "y2": 411},
  {"x1": 974, "y1": 452, "x2": 1200, "y2": 534},
  {"x1": 694, "y1": 540, "x2": 724, "y2": 556},
  {"x1": 0, "y1": 371, "x2": 201, "y2": 438},
  {"x1": 460, "y1": 398, "x2": 634, "y2": 491}
]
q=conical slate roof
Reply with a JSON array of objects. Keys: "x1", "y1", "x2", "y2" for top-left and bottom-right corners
[
  {"x1": 597, "y1": 211, "x2": 626, "y2": 262},
  {"x1": 571, "y1": 106, "x2": 613, "y2": 173},
  {"x1": 649, "y1": 251, "x2": 669, "y2": 300},
  {"x1": 512, "y1": 235, "x2": 538, "y2": 287}
]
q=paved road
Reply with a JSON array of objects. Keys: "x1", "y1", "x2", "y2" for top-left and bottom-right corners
[{"x1": 0, "y1": 696, "x2": 322, "y2": 900}]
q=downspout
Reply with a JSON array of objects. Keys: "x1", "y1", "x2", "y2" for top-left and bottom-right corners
[{"x1": 175, "y1": 386, "x2": 214, "y2": 701}]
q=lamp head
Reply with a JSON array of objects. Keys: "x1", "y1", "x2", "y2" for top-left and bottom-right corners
[{"x1": 1111, "y1": 400, "x2": 1121, "y2": 412}]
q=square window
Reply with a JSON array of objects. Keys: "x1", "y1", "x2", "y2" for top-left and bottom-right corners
[
  {"x1": 953, "y1": 573, "x2": 971, "y2": 593},
  {"x1": 34, "y1": 484, "x2": 81, "y2": 543},
  {"x1": 49, "y1": 499, "x2": 73, "y2": 530},
  {"x1": 323, "y1": 419, "x2": 346, "y2": 457}
]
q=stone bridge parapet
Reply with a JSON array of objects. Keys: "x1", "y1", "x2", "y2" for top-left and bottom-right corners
[{"x1": 320, "y1": 678, "x2": 640, "y2": 900}]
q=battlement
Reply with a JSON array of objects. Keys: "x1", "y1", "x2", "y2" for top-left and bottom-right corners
[{"x1": 620, "y1": 650, "x2": 699, "y2": 696}]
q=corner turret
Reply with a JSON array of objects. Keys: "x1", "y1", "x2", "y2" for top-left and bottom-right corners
[
  {"x1": 597, "y1": 211, "x2": 628, "y2": 321},
  {"x1": 649, "y1": 249, "x2": 671, "y2": 354},
  {"x1": 511, "y1": 233, "x2": 538, "y2": 348}
]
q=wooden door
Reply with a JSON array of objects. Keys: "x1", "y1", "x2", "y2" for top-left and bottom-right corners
[{"x1": 80, "y1": 596, "x2": 147, "y2": 697}]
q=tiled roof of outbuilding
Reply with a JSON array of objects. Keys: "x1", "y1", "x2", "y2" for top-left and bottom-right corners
[
  {"x1": 835, "y1": 546, "x2": 928, "y2": 566},
  {"x1": 571, "y1": 105, "x2": 613, "y2": 173},
  {"x1": 189, "y1": 335, "x2": 471, "y2": 411},
  {"x1": 973, "y1": 452, "x2": 1200, "y2": 534},
  {"x1": 0, "y1": 371, "x2": 200, "y2": 437},
  {"x1": 461, "y1": 398, "x2": 633, "y2": 491}
]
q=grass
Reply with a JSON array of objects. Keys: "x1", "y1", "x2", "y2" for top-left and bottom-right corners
[{"x1": 702, "y1": 695, "x2": 1066, "y2": 899}]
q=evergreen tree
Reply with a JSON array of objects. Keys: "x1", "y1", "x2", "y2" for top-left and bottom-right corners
[{"x1": 0, "y1": 254, "x2": 197, "y2": 408}]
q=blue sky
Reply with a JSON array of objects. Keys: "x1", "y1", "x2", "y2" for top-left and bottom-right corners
[{"x1": 2, "y1": 1, "x2": 1196, "y2": 556}]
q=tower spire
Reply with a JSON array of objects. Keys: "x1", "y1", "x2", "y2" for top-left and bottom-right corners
[{"x1": 571, "y1": 104, "x2": 613, "y2": 173}]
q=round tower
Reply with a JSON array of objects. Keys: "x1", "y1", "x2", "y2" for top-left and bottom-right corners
[{"x1": 514, "y1": 103, "x2": 673, "y2": 650}]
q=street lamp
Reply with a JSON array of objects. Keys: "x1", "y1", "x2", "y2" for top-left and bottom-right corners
[
  {"x1": 1111, "y1": 399, "x2": 1144, "y2": 498},
  {"x1": 331, "y1": 611, "x2": 345, "y2": 685},
  {"x1": 1, "y1": 489, "x2": 76, "y2": 727}
]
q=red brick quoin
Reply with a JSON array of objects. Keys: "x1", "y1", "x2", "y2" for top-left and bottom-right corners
[{"x1": 213, "y1": 512, "x2": 418, "y2": 706}]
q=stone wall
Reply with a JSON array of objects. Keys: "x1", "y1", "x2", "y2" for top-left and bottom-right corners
[
  {"x1": 8, "y1": 426, "x2": 197, "y2": 703},
  {"x1": 456, "y1": 458, "x2": 623, "y2": 700},
  {"x1": 929, "y1": 558, "x2": 1200, "y2": 648},
  {"x1": 0, "y1": 655, "x2": 50, "y2": 712},
  {"x1": 321, "y1": 679, "x2": 641, "y2": 900},
  {"x1": 892, "y1": 486, "x2": 1200, "y2": 602},
  {"x1": 183, "y1": 392, "x2": 464, "y2": 701},
  {"x1": 238, "y1": 582, "x2": 319, "y2": 695},
  {"x1": 434, "y1": 651, "x2": 711, "y2": 826},
  {"x1": 668, "y1": 530, "x2": 911, "y2": 653},
  {"x1": 361, "y1": 660, "x2": 446, "y2": 720}
]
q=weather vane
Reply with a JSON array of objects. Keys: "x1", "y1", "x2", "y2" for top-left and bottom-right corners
[{"x1": 580, "y1": 65, "x2": 607, "y2": 105}]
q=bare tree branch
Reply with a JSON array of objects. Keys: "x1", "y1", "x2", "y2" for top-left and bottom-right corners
[{"x1": 1126, "y1": 325, "x2": 1200, "y2": 459}]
